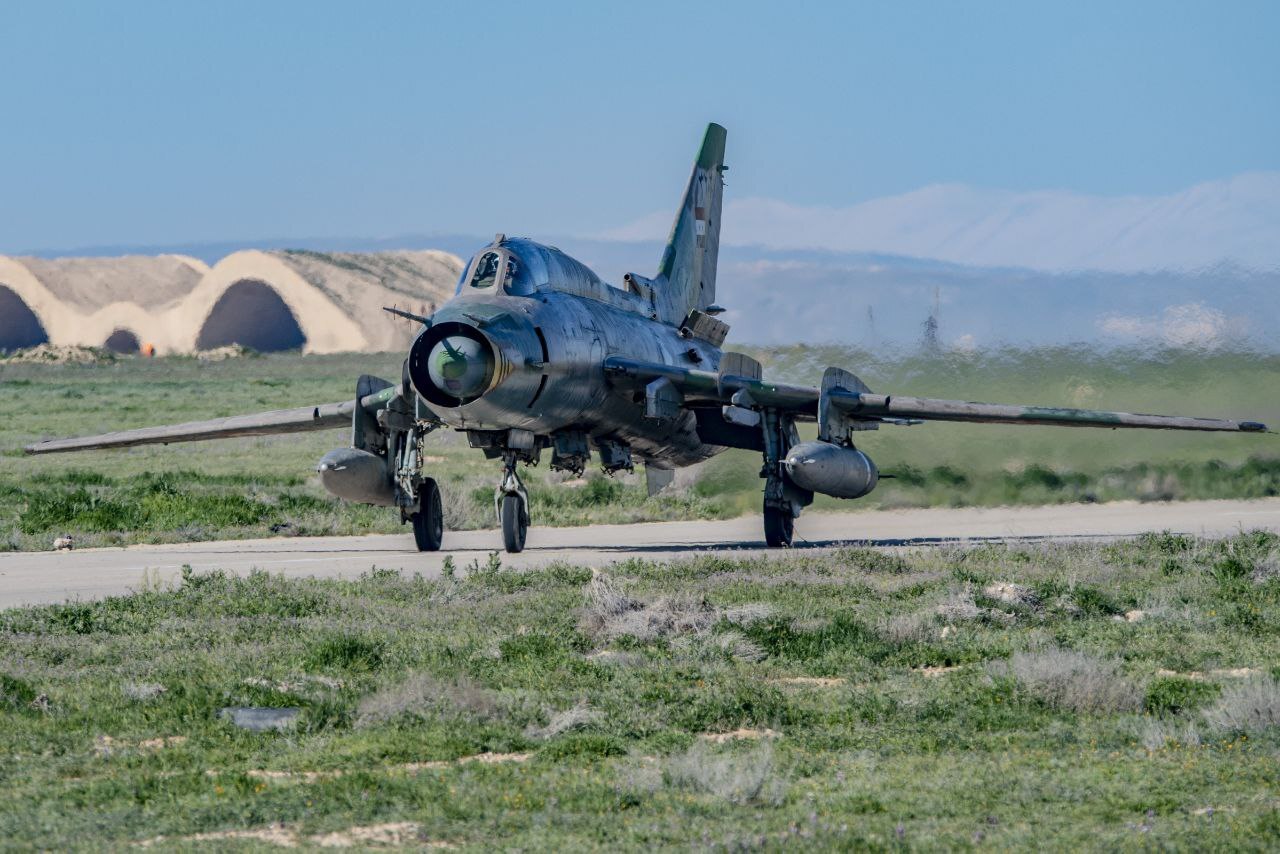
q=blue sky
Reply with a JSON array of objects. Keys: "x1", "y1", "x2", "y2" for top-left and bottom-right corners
[{"x1": 2, "y1": 0, "x2": 1277, "y2": 252}]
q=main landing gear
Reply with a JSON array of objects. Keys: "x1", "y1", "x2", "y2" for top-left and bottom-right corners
[
  {"x1": 763, "y1": 504, "x2": 794, "y2": 549},
  {"x1": 759, "y1": 409, "x2": 812, "y2": 548},
  {"x1": 411, "y1": 478, "x2": 444, "y2": 551}
]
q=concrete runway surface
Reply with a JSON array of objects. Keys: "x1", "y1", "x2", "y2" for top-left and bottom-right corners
[{"x1": 2, "y1": 498, "x2": 1279, "y2": 608}]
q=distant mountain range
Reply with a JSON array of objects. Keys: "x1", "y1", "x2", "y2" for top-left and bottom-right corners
[{"x1": 608, "y1": 172, "x2": 1280, "y2": 274}]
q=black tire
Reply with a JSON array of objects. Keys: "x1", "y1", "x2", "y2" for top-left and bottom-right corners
[
  {"x1": 763, "y1": 504, "x2": 794, "y2": 548},
  {"x1": 500, "y1": 493, "x2": 527, "y2": 554},
  {"x1": 411, "y1": 478, "x2": 444, "y2": 552}
]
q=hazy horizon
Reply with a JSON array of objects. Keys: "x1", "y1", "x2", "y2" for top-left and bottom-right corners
[{"x1": 3, "y1": 1, "x2": 1276, "y2": 266}]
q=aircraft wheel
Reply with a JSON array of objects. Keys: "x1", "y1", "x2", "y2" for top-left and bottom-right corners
[
  {"x1": 411, "y1": 478, "x2": 444, "y2": 552},
  {"x1": 763, "y1": 504, "x2": 793, "y2": 548},
  {"x1": 500, "y1": 493, "x2": 527, "y2": 553}
]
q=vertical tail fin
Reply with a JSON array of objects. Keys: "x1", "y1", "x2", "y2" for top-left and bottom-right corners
[{"x1": 655, "y1": 123, "x2": 726, "y2": 323}]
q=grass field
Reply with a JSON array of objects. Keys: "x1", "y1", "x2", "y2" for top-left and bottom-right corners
[
  {"x1": 1, "y1": 532, "x2": 1278, "y2": 848},
  {"x1": 2, "y1": 346, "x2": 1278, "y2": 550}
]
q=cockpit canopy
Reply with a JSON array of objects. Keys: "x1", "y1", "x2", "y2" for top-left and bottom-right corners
[
  {"x1": 456, "y1": 238, "x2": 611, "y2": 300},
  {"x1": 457, "y1": 245, "x2": 534, "y2": 297}
]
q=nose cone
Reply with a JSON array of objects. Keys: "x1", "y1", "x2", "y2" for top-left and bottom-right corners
[
  {"x1": 428, "y1": 335, "x2": 493, "y2": 399},
  {"x1": 408, "y1": 320, "x2": 509, "y2": 407}
]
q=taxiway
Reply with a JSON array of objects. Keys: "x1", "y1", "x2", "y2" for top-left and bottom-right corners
[{"x1": 2, "y1": 498, "x2": 1278, "y2": 607}]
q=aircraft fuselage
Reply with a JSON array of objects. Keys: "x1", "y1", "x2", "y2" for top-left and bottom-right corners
[{"x1": 406, "y1": 238, "x2": 724, "y2": 468}]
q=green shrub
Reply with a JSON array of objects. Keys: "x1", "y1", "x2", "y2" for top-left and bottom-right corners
[
  {"x1": 1144, "y1": 677, "x2": 1220, "y2": 715},
  {"x1": 304, "y1": 634, "x2": 386, "y2": 673}
]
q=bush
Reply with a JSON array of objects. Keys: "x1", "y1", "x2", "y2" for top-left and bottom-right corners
[
  {"x1": 1001, "y1": 649, "x2": 1142, "y2": 714},
  {"x1": 1202, "y1": 677, "x2": 1280, "y2": 736},
  {"x1": 1144, "y1": 677, "x2": 1220, "y2": 715},
  {"x1": 356, "y1": 673, "x2": 501, "y2": 727},
  {"x1": 666, "y1": 742, "x2": 787, "y2": 806},
  {"x1": 304, "y1": 634, "x2": 386, "y2": 673},
  {"x1": 0, "y1": 674, "x2": 37, "y2": 709}
]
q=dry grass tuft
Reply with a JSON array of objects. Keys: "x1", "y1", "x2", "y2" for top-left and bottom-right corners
[
  {"x1": 880, "y1": 610, "x2": 935, "y2": 644},
  {"x1": 935, "y1": 589, "x2": 983, "y2": 622},
  {"x1": 998, "y1": 648, "x2": 1142, "y2": 713},
  {"x1": 581, "y1": 571, "x2": 769, "y2": 645},
  {"x1": 666, "y1": 742, "x2": 786, "y2": 805},
  {"x1": 936, "y1": 588, "x2": 1016, "y2": 626},
  {"x1": 674, "y1": 630, "x2": 767, "y2": 663},
  {"x1": 1138, "y1": 718, "x2": 1202, "y2": 751},
  {"x1": 525, "y1": 701, "x2": 600, "y2": 740},
  {"x1": 121, "y1": 681, "x2": 166, "y2": 702},
  {"x1": 355, "y1": 673, "x2": 503, "y2": 728},
  {"x1": 983, "y1": 582, "x2": 1041, "y2": 609},
  {"x1": 1202, "y1": 676, "x2": 1280, "y2": 735},
  {"x1": 1252, "y1": 551, "x2": 1280, "y2": 585},
  {"x1": 720, "y1": 603, "x2": 774, "y2": 625}
]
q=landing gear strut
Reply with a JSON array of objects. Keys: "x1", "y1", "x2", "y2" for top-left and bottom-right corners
[
  {"x1": 496, "y1": 451, "x2": 530, "y2": 553},
  {"x1": 389, "y1": 404, "x2": 444, "y2": 553},
  {"x1": 759, "y1": 409, "x2": 811, "y2": 548}
]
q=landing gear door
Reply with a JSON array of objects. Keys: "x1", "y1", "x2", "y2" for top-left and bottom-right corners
[{"x1": 353, "y1": 374, "x2": 394, "y2": 454}]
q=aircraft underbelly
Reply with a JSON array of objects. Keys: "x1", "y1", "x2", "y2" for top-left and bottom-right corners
[{"x1": 540, "y1": 295, "x2": 721, "y2": 466}]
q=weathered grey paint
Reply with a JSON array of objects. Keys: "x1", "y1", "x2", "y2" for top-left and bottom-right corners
[
  {"x1": 26, "y1": 386, "x2": 398, "y2": 454},
  {"x1": 784, "y1": 441, "x2": 879, "y2": 499},
  {"x1": 316, "y1": 447, "x2": 396, "y2": 507},
  {"x1": 20, "y1": 122, "x2": 1270, "y2": 551}
]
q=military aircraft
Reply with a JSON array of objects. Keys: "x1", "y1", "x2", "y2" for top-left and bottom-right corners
[{"x1": 25, "y1": 123, "x2": 1270, "y2": 552}]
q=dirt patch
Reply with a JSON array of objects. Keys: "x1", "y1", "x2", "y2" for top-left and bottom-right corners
[
  {"x1": 310, "y1": 823, "x2": 440, "y2": 848},
  {"x1": 241, "y1": 752, "x2": 534, "y2": 783},
  {"x1": 699, "y1": 728, "x2": 779, "y2": 743},
  {"x1": 1191, "y1": 806, "x2": 1234, "y2": 817},
  {"x1": 403, "y1": 751, "x2": 533, "y2": 772},
  {"x1": 1210, "y1": 667, "x2": 1262, "y2": 679},
  {"x1": 141, "y1": 822, "x2": 445, "y2": 849},
  {"x1": 94, "y1": 735, "x2": 186, "y2": 757},
  {"x1": 247, "y1": 769, "x2": 342, "y2": 784},
  {"x1": 1155, "y1": 667, "x2": 1261, "y2": 681},
  {"x1": 139, "y1": 824, "x2": 298, "y2": 848},
  {"x1": 769, "y1": 676, "x2": 846, "y2": 687}
]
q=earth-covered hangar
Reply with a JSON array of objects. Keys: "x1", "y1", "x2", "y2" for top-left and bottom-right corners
[{"x1": 0, "y1": 249, "x2": 462, "y2": 354}]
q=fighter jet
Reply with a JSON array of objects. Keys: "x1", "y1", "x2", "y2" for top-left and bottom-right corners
[{"x1": 25, "y1": 123, "x2": 1270, "y2": 552}]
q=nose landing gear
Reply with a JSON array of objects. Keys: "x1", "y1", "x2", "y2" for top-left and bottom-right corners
[{"x1": 496, "y1": 450, "x2": 531, "y2": 553}]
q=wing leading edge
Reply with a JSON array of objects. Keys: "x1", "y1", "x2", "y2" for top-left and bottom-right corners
[
  {"x1": 602, "y1": 356, "x2": 1268, "y2": 434},
  {"x1": 24, "y1": 385, "x2": 400, "y2": 455}
]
